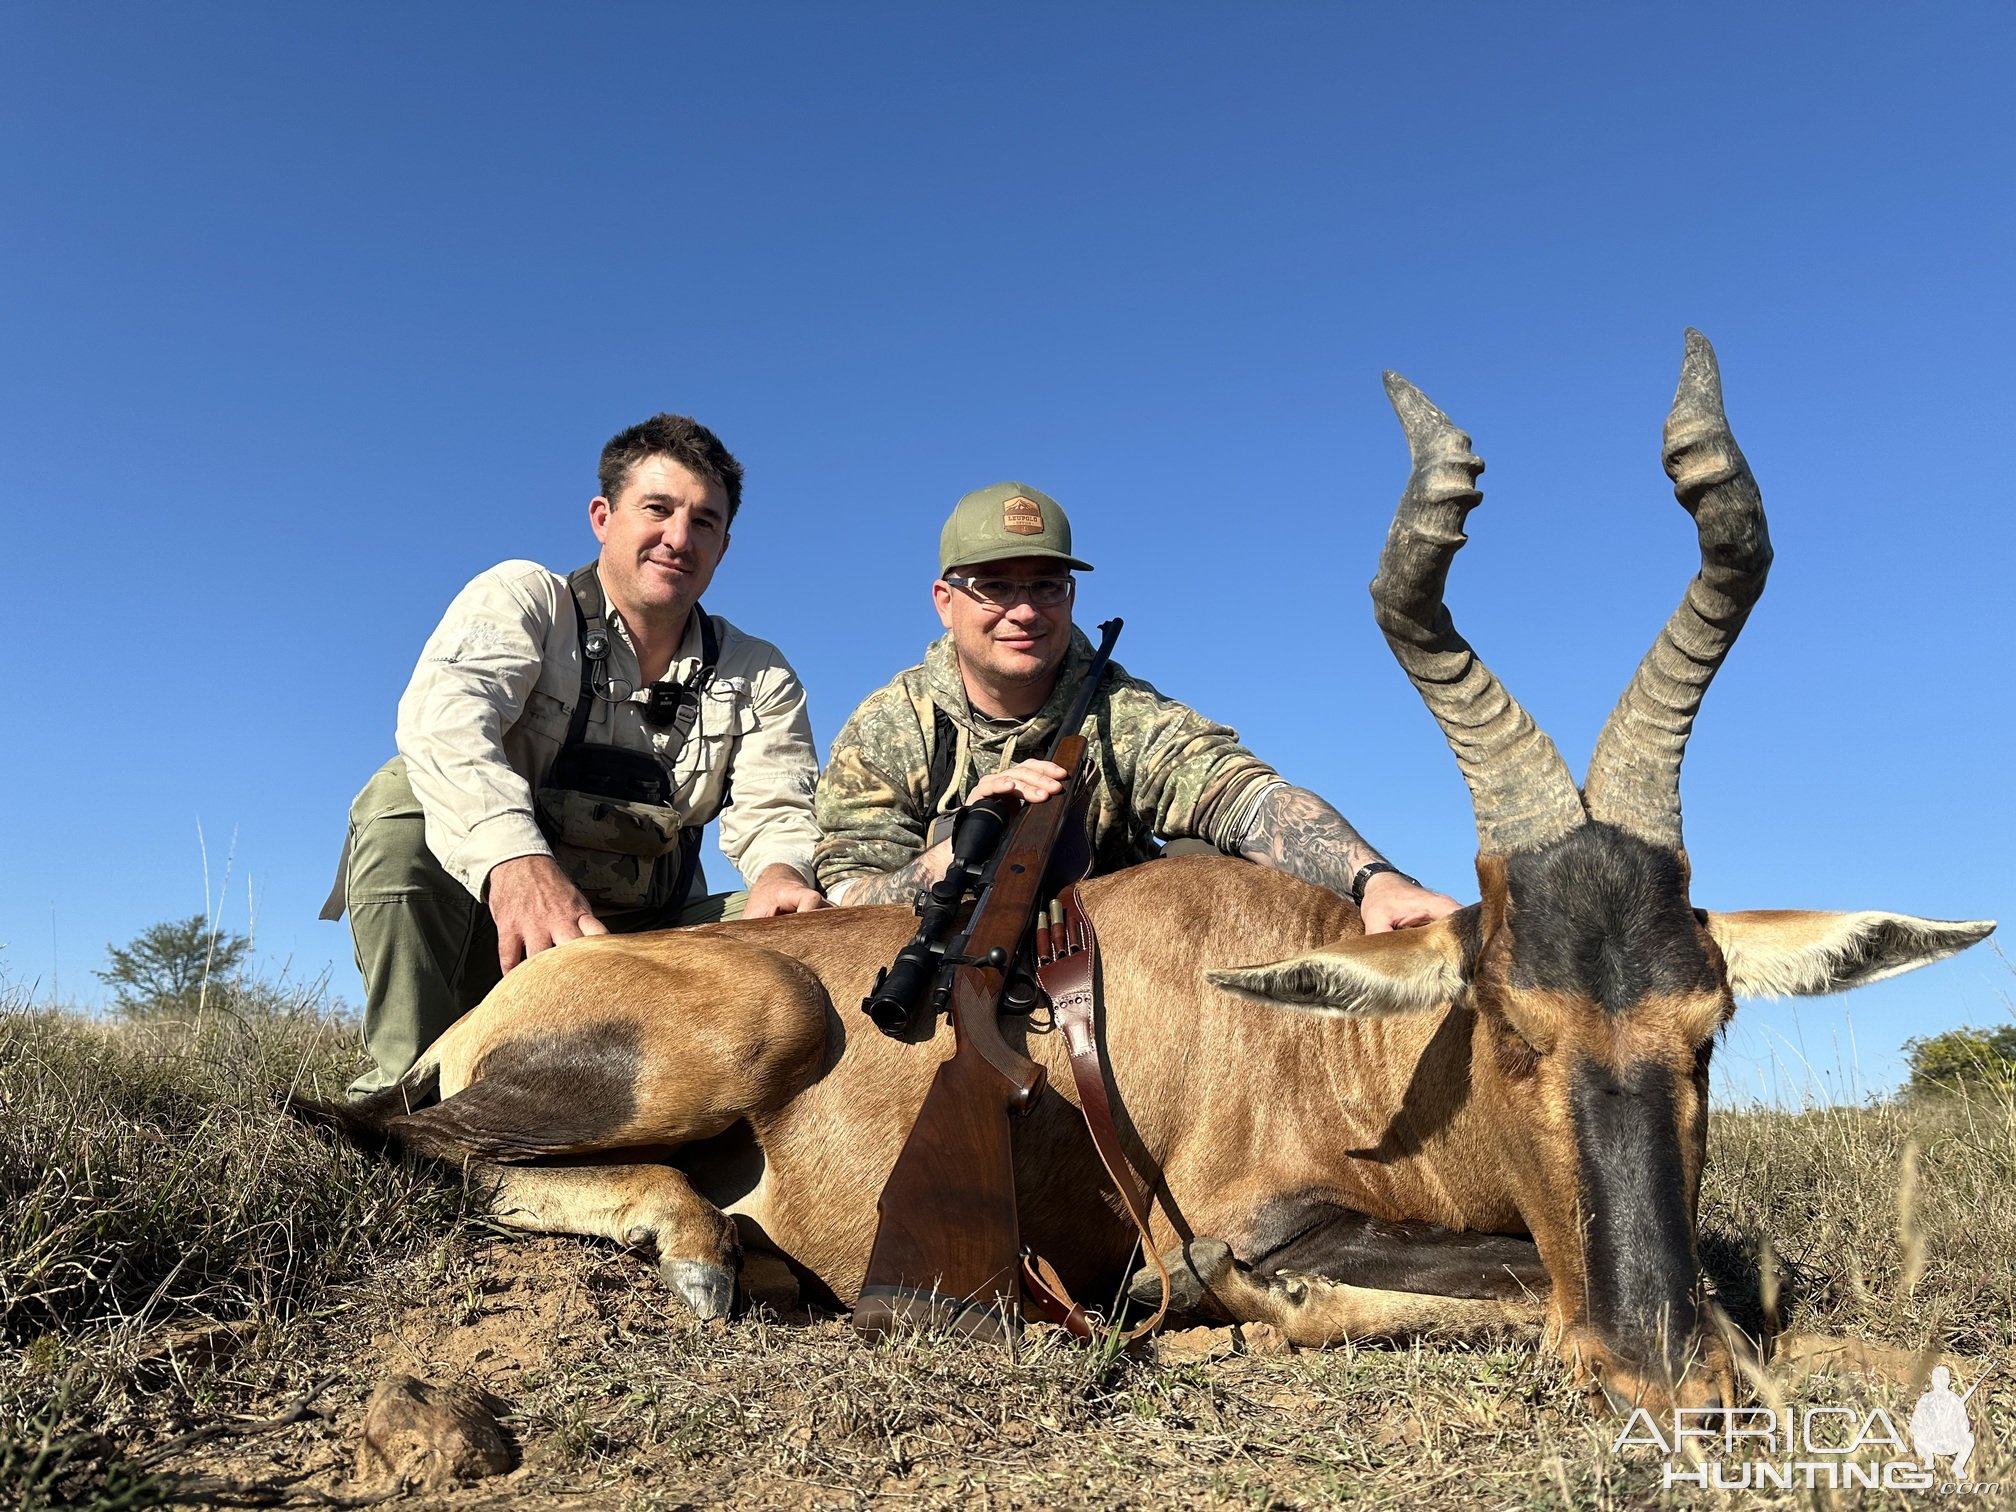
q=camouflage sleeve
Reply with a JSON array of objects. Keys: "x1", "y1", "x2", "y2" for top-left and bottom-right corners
[
  {"x1": 1099, "y1": 674, "x2": 1283, "y2": 851},
  {"x1": 813, "y1": 685, "x2": 931, "y2": 892}
]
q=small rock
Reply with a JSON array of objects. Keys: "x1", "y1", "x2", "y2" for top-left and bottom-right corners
[
  {"x1": 1154, "y1": 1325, "x2": 1237, "y2": 1364},
  {"x1": 137, "y1": 1318, "x2": 259, "y2": 1370},
  {"x1": 1239, "y1": 1322, "x2": 1291, "y2": 1357},
  {"x1": 354, "y1": 1374, "x2": 514, "y2": 1490}
]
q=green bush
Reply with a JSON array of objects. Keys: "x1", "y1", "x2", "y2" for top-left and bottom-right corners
[
  {"x1": 0, "y1": 1371, "x2": 167, "y2": 1512},
  {"x1": 1904, "y1": 1022, "x2": 2016, "y2": 1097},
  {"x1": 92, "y1": 915, "x2": 251, "y2": 1020}
]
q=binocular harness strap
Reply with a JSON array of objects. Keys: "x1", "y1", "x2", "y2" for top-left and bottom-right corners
[{"x1": 557, "y1": 564, "x2": 722, "y2": 907}]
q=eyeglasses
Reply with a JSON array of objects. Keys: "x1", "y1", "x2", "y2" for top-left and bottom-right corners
[{"x1": 943, "y1": 574, "x2": 1075, "y2": 609}]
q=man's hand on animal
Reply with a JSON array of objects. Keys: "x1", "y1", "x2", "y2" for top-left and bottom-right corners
[
  {"x1": 487, "y1": 853, "x2": 609, "y2": 971},
  {"x1": 1358, "y1": 869, "x2": 1462, "y2": 933},
  {"x1": 965, "y1": 762, "x2": 1460, "y2": 932},
  {"x1": 743, "y1": 865, "x2": 830, "y2": 918}
]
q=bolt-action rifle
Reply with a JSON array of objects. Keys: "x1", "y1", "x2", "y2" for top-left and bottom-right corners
[{"x1": 853, "y1": 618, "x2": 1123, "y2": 1341}]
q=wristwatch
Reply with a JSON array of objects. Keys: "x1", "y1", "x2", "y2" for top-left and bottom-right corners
[{"x1": 1348, "y1": 861, "x2": 1419, "y2": 905}]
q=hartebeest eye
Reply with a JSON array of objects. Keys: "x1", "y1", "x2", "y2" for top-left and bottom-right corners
[{"x1": 1488, "y1": 1008, "x2": 1546, "y2": 1079}]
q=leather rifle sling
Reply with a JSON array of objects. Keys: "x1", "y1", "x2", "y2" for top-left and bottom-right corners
[{"x1": 1023, "y1": 885, "x2": 1172, "y2": 1341}]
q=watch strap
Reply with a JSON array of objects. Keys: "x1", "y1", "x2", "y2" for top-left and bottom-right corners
[{"x1": 1348, "y1": 860, "x2": 1418, "y2": 904}]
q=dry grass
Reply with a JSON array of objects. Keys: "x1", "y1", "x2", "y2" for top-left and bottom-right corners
[{"x1": 3, "y1": 987, "x2": 2011, "y2": 1510}]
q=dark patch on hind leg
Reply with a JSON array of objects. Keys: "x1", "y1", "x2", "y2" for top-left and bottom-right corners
[
  {"x1": 392, "y1": 1023, "x2": 644, "y2": 1160},
  {"x1": 1242, "y1": 1192, "x2": 1548, "y2": 1300}
]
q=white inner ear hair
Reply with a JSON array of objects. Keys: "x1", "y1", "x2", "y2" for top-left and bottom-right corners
[
  {"x1": 1205, "y1": 951, "x2": 1460, "y2": 1018},
  {"x1": 1713, "y1": 911, "x2": 1997, "y2": 1000}
]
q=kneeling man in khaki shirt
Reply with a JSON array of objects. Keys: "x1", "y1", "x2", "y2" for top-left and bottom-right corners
[{"x1": 325, "y1": 413, "x2": 826, "y2": 1097}]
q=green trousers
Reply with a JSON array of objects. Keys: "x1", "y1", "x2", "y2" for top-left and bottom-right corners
[{"x1": 341, "y1": 758, "x2": 742, "y2": 1098}]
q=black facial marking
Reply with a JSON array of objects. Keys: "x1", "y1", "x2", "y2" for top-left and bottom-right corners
[
  {"x1": 1451, "y1": 901, "x2": 1483, "y2": 967},
  {"x1": 1503, "y1": 824, "x2": 1716, "y2": 1014},
  {"x1": 390, "y1": 1022, "x2": 643, "y2": 1161},
  {"x1": 1242, "y1": 1192, "x2": 1548, "y2": 1300},
  {"x1": 1571, "y1": 1057, "x2": 1698, "y2": 1370}
]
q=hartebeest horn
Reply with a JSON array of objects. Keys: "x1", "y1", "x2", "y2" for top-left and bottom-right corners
[
  {"x1": 1372, "y1": 373, "x2": 1585, "y2": 856},
  {"x1": 1582, "y1": 330, "x2": 1773, "y2": 851}
]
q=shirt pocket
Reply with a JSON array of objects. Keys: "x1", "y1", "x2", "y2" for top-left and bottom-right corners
[
  {"x1": 677, "y1": 680, "x2": 759, "y2": 811},
  {"x1": 516, "y1": 688, "x2": 575, "y2": 766}
]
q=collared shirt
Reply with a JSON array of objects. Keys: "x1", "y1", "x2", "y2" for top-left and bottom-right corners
[
  {"x1": 814, "y1": 629, "x2": 1283, "y2": 893},
  {"x1": 395, "y1": 559, "x2": 820, "y2": 901}
]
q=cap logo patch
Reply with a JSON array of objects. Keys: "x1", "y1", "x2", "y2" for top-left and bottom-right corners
[{"x1": 1002, "y1": 496, "x2": 1044, "y2": 535}]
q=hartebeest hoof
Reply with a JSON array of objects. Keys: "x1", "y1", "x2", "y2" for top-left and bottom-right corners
[
  {"x1": 1168, "y1": 1249, "x2": 1545, "y2": 1347},
  {"x1": 1126, "y1": 1237, "x2": 1234, "y2": 1314},
  {"x1": 661, "y1": 1258, "x2": 737, "y2": 1321}
]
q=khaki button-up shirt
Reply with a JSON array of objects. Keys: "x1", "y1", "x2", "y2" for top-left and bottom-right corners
[{"x1": 396, "y1": 560, "x2": 820, "y2": 901}]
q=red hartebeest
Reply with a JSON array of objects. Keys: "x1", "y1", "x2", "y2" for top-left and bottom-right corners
[{"x1": 301, "y1": 333, "x2": 1992, "y2": 1410}]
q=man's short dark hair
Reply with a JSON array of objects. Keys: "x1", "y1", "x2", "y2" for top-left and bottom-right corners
[{"x1": 598, "y1": 414, "x2": 745, "y2": 523}]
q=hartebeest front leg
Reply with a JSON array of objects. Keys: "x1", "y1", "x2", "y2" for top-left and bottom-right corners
[
  {"x1": 483, "y1": 1162, "x2": 742, "y2": 1320},
  {"x1": 1128, "y1": 1239, "x2": 1543, "y2": 1345}
]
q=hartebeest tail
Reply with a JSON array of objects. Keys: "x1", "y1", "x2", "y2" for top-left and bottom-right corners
[{"x1": 288, "y1": 1066, "x2": 462, "y2": 1161}]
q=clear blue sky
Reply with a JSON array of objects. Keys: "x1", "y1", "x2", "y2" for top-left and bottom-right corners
[{"x1": 3, "y1": 4, "x2": 2010, "y2": 1101}]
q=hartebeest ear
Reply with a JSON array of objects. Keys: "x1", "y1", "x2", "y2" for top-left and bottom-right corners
[
  {"x1": 1704, "y1": 910, "x2": 1996, "y2": 998},
  {"x1": 1206, "y1": 909, "x2": 1476, "y2": 1016}
]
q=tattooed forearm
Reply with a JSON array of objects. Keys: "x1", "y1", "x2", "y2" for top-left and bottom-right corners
[
  {"x1": 1236, "y1": 784, "x2": 1385, "y2": 898},
  {"x1": 833, "y1": 842, "x2": 952, "y2": 907}
]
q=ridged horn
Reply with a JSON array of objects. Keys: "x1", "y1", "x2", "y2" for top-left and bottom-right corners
[
  {"x1": 1582, "y1": 330, "x2": 1773, "y2": 850},
  {"x1": 1371, "y1": 373, "x2": 1586, "y2": 857}
]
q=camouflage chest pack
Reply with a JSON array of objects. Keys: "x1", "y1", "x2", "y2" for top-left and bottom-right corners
[{"x1": 533, "y1": 565, "x2": 722, "y2": 913}]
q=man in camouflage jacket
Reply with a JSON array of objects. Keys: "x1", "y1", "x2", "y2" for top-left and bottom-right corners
[{"x1": 814, "y1": 483, "x2": 1459, "y2": 932}]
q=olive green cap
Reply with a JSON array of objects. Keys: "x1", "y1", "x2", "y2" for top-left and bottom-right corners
[{"x1": 938, "y1": 482, "x2": 1095, "y2": 575}]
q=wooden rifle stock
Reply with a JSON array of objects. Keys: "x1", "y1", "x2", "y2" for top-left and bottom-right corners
[
  {"x1": 854, "y1": 731, "x2": 1094, "y2": 1340},
  {"x1": 854, "y1": 613, "x2": 1124, "y2": 1340}
]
